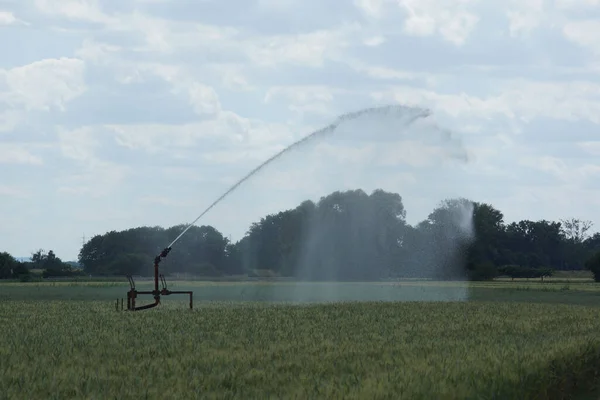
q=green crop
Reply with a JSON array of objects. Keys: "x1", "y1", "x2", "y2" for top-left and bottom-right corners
[{"x1": 3, "y1": 298, "x2": 600, "y2": 399}]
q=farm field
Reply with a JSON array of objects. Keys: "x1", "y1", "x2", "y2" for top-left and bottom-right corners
[
  {"x1": 4, "y1": 278, "x2": 600, "y2": 305},
  {"x1": 3, "y1": 280, "x2": 600, "y2": 399}
]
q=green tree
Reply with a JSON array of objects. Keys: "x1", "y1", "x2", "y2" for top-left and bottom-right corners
[
  {"x1": 0, "y1": 252, "x2": 18, "y2": 279},
  {"x1": 561, "y1": 218, "x2": 594, "y2": 270},
  {"x1": 421, "y1": 198, "x2": 475, "y2": 280},
  {"x1": 467, "y1": 261, "x2": 498, "y2": 281},
  {"x1": 31, "y1": 249, "x2": 46, "y2": 269},
  {"x1": 78, "y1": 225, "x2": 230, "y2": 276},
  {"x1": 70, "y1": 187, "x2": 596, "y2": 280},
  {"x1": 240, "y1": 189, "x2": 409, "y2": 280},
  {"x1": 106, "y1": 253, "x2": 153, "y2": 276},
  {"x1": 503, "y1": 220, "x2": 564, "y2": 269},
  {"x1": 38, "y1": 249, "x2": 82, "y2": 278},
  {"x1": 585, "y1": 251, "x2": 600, "y2": 282},
  {"x1": 561, "y1": 218, "x2": 593, "y2": 243},
  {"x1": 467, "y1": 202, "x2": 505, "y2": 267}
]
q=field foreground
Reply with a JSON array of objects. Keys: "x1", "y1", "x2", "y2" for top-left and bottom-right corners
[{"x1": 3, "y1": 299, "x2": 600, "y2": 399}]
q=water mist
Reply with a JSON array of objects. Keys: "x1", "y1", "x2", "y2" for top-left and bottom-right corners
[{"x1": 167, "y1": 105, "x2": 474, "y2": 304}]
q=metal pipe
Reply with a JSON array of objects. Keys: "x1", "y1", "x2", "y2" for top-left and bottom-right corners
[
  {"x1": 132, "y1": 299, "x2": 159, "y2": 310},
  {"x1": 123, "y1": 247, "x2": 193, "y2": 311},
  {"x1": 154, "y1": 259, "x2": 159, "y2": 293}
]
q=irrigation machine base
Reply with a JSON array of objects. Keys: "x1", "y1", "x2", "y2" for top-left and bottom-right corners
[{"x1": 116, "y1": 247, "x2": 193, "y2": 311}]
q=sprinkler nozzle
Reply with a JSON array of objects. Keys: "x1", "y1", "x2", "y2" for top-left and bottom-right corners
[
  {"x1": 159, "y1": 247, "x2": 171, "y2": 259},
  {"x1": 154, "y1": 247, "x2": 172, "y2": 264}
]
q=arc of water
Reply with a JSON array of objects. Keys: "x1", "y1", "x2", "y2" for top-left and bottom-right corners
[{"x1": 166, "y1": 105, "x2": 432, "y2": 249}]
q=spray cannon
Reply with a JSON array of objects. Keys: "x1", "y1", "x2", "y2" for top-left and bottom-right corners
[
  {"x1": 123, "y1": 246, "x2": 193, "y2": 311},
  {"x1": 115, "y1": 105, "x2": 432, "y2": 312}
]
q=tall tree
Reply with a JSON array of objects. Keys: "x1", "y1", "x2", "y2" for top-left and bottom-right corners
[
  {"x1": 421, "y1": 198, "x2": 476, "y2": 279},
  {"x1": 0, "y1": 252, "x2": 18, "y2": 279},
  {"x1": 468, "y1": 202, "x2": 506, "y2": 266},
  {"x1": 561, "y1": 218, "x2": 593, "y2": 243},
  {"x1": 561, "y1": 218, "x2": 594, "y2": 269},
  {"x1": 69, "y1": 188, "x2": 597, "y2": 280}
]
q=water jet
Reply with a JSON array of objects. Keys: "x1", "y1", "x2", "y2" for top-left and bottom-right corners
[{"x1": 122, "y1": 104, "x2": 432, "y2": 310}]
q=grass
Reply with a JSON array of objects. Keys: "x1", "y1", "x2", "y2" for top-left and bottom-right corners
[
  {"x1": 3, "y1": 280, "x2": 600, "y2": 399},
  {"x1": 4, "y1": 279, "x2": 600, "y2": 306}
]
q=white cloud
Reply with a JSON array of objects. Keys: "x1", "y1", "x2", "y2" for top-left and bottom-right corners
[
  {"x1": 0, "y1": 110, "x2": 23, "y2": 133},
  {"x1": 55, "y1": 161, "x2": 129, "y2": 197},
  {"x1": 349, "y1": 61, "x2": 424, "y2": 82},
  {"x1": 209, "y1": 64, "x2": 253, "y2": 92},
  {"x1": 187, "y1": 83, "x2": 222, "y2": 115},
  {"x1": 246, "y1": 24, "x2": 361, "y2": 67},
  {"x1": 520, "y1": 155, "x2": 600, "y2": 187},
  {"x1": 139, "y1": 196, "x2": 194, "y2": 207},
  {"x1": 257, "y1": 0, "x2": 297, "y2": 9},
  {"x1": 0, "y1": 58, "x2": 86, "y2": 111},
  {"x1": 577, "y1": 141, "x2": 600, "y2": 155},
  {"x1": 506, "y1": 0, "x2": 545, "y2": 37},
  {"x1": 354, "y1": 0, "x2": 387, "y2": 18},
  {"x1": 36, "y1": 1, "x2": 240, "y2": 55},
  {"x1": 0, "y1": 11, "x2": 17, "y2": 25},
  {"x1": 555, "y1": 0, "x2": 600, "y2": 9},
  {"x1": 397, "y1": 0, "x2": 480, "y2": 45},
  {"x1": 109, "y1": 123, "x2": 212, "y2": 155},
  {"x1": 264, "y1": 86, "x2": 338, "y2": 116},
  {"x1": 372, "y1": 80, "x2": 600, "y2": 123},
  {"x1": 57, "y1": 126, "x2": 98, "y2": 162},
  {"x1": 56, "y1": 126, "x2": 130, "y2": 197},
  {"x1": 0, "y1": 185, "x2": 28, "y2": 198},
  {"x1": 563, "y1": 20, "x2": 600, "y2": 53},
  {"x1": 363, "y1": 36, "x2": 386, "y2": 46},
  {"x1": 0, "y1": 144, "x2": 43, "y2": 165},
  {"x1": 34, "y1": 0, "x2": 113, "y2": 24},
  {"x1": 1, "y1": 0, "x2": 600, "y2": 259},
  {"x1": 108, "y1": 111, "x2": 294, "y2": 159},
  {"x1": 520, "y1": 156, "x2": 570, "y2": 180},
  {"x1": 74, "y1": 39, "x2": 121, "y2": 65}
]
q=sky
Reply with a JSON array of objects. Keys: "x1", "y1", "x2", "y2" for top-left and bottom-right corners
[{"x1": 1, "y1": 0, "x2": 600, "y2": 260}]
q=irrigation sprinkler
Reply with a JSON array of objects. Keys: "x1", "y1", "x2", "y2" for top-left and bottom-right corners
[
  {"x1": 116, "y1": 105, "x2": 431, "y2": 311},
  {"x1": 124, "y1": 247, "x2": 193, "y2": 311}
]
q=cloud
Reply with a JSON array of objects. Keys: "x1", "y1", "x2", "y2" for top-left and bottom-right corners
[
  {"x1": 187, "y1": 83, "x2": 221, "y2": 115},
  {"x1": 0, "y1": 110, "x2": 23, "y2": 133},
  {"x1": 209, "y1": 64, "x2": 253, "y2": 92},
  {"x1": 563, "y1": 20, "x2": 600, "y2": 53},
  {"x1": 246, "y1": 23, "x2": 363, "y2": 68},
  {"x1": 0, "y1": 11, "x2": 17, "y2": 25},
  {"x1": 120, "y1": 121, "x2": 288, "y2": 152},
  {"x1": 577, "y1": 141, "x2": 600, "y2": 155},
  {"x1": 74, "y1": 39, "x2": 122, "y2": 65},
  {"x1": 1, "y1": 0, "x2": 599, "y2": 259},
  {"x1": 264, "y1": 86, "x2": 339, "y2": 116},
  {"x1": 0, "y1": 144, "x2": 43, "y2": 165},
  {"x1": 0, "y1": 58, "x2": 86, "y2": 112},
  {"x1": 0, "y1": 185, "x2": 28, "y2": 198},
  {"x1": 33, "y1": 0, "x2": 113, "y2": 24},
  {"x1": 354, "y1": 0, "x2": 387, "y2": 18},
  {"x1": 555, "y1": 0, "x2": 600, "y2": 9},
  {"x1": 506, "y1": 0, "x2": 545, "y2": 37},
  {"x1": 371, "y1": 79, "x2": 600, "y2": 123},
  {"x1": 57, "y1": 126, "x2": 98, "y2": 161},
  {"x1": 397, "y1": 0, "x2": 480, "y2": 45},
  {"x1": 55, "y1": 126, "x2": 131, "y2": 197}
]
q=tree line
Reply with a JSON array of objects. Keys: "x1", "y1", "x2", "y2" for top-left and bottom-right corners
[
  {"x1": 0, "y1": 249, "x2": 84, "y2": 281},
  {"x1": 3, "y1": 188, "x2": 600, "y2": 281}
]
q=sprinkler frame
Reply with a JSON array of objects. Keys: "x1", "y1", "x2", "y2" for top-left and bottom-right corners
[{"x1": 125, "y1": 247, "x2": 193, "y2": 311}]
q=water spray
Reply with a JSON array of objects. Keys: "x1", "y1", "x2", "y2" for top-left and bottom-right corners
[{"x1": 123, "y1": 104, "x2": 431, "y2": 311}]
